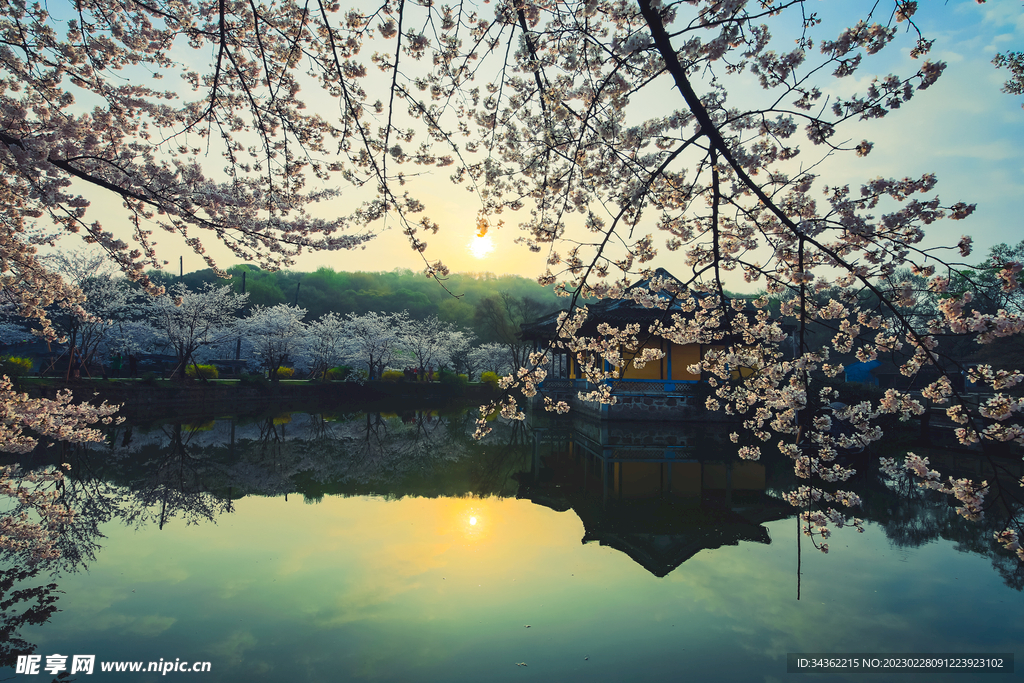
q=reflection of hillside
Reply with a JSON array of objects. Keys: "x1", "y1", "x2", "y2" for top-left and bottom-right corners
[{"x1": 517, "y1": 418, "x2": 792, "y2": 577}]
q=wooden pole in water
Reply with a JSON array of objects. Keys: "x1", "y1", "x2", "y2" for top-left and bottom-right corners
[{"x1": 796, "y1": 514, "x2": 802, "y2": 601}]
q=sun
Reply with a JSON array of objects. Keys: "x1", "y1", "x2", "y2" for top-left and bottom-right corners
[{"x1": 467, "y1": 233, "x2": 495, "y2": 259}]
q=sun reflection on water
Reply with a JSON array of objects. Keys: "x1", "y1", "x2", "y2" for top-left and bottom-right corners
[{"x1": 459, "y1": 503, "x2": 490, "y2": 542}]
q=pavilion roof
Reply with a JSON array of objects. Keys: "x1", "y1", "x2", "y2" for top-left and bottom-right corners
[{"x1": 520, "y1": 268, "x2": 760, "y2": 342}]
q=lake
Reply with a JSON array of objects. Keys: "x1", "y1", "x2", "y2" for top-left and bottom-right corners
[{"x1": 1, "y1": 409, "x2": 1020, "y2": 682}]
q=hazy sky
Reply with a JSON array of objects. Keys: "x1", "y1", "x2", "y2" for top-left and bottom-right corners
[{"x1": 79, "y1": 1, "x2": 1024, "y2": 284}]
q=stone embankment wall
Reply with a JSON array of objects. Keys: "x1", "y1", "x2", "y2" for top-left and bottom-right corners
[
  {"x1": 601, "y1": 393, "x2": 700, "y2": 420},
  {"x1": 25, "y1": 380, "x2": 498, "y2": 421}
]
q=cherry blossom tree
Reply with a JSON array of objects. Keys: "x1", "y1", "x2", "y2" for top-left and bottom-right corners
[
  {"x1": 0, "y1": 244, "x2": 120, "y2": 560},
  {"x1": 301, "y1": 312, "x2": 350, "y2": 380},
  {"x1": 0, "y1": 321, "x2": 32, "y2": 347},
  {"x1": 50, "y1": 250, "x2": 161, "y2": 357},
  {"x1": 1, "y1": 0, "x2": 1022, "y2": 563},
  {"x1": 401, "y1": 316, "x2": 459, "y2": 379},
  {"x1": 148, "y1": 284, "x2": 248, "y2": 378},
  {"x1": 415, "y1": 0, "x2": 1022, "y2": 558},
  {"x1": 445, "y1": 330, "x2": 477, "y2": 379},
  {"x1": 468, "y1": 342, "x2": 516, "y2": 379},
  {"x1": 239, "y1": 304, "x2": 308, "y2": 379},
  {"x1": 949, "y1": 241, "x2": 1024, "y2": 317},
  {"x1": 0, "y1": 206, "x2": 81, "y2": 325},
  {"x1": 0, "y1": 379, "x2": 120, "y2": 560},
  {"x1": 43, "y1": 253, "x2": 153, "y2": 378},
  {"x1": 341, "y1": 311, "x2": 409, "y2": 380},
  {"x1": 105, "y1": 319, "x2": 162, "y2": 360},
  {"x1": 0, "y1": 0, "x2": 387, "y2": 288}
]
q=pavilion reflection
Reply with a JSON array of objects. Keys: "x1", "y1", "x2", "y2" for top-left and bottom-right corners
[{"x1": 517, "y1": 417, "x2": 792, "y2": 576}]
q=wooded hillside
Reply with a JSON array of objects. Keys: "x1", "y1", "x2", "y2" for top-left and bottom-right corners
[{"x1": 148, "y1": 267, "x2": 563, "y2": 342}]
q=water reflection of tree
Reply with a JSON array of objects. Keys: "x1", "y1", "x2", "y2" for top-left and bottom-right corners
[
  {"x1": 0, "y1": 566, "x2": 65, "y2": 680},
  {"x1": 0, "y1": 411, "x2": 520, "y2": 670},
  {"x1": 296, "y1": 411, "x2": 460, "y2": 493},
  {"x1": 12, "y1": 411, "x2": 1024, "y2": 593},
  {"x1": 19, "y1": 426, "x2": 237, "y2": 575},
  {"x1": 109, "y1": 422, "x2": 234, "y2": 531},
  {"x1": 754, "y1": 426, "x2": 1024, "y2": 591},
  {"x1": 287, "y1": 410, "x2": 527, "y2": 500},
  {"x1": 193, "y1": 411, "x2": 471, "y2": 498},
  {"x1": 46, "y1": 443, "x2": 123, "y2": 572},
  {"x1": 2, "y1": 409, "x2": 529, "y2": 574},
  {"x1": 95, "y1": 410, "x2": 526, "y2": 504},
  {"x1": 473, "y1": 420, "x2": 532, "y2": 495},
  {"x1": 872, "y1": 453, "x2": 1024, "y2": 591}
]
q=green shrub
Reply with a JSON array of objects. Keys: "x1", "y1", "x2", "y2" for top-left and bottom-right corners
[
  {"x1": 440, "y1": 369, "x2": 468, "y2": 389},
  {"x1": 0, "y1": 355, "x2": 33, "y2": 377},
  {"x1": 185, "y1": 363, "x2": 219, "y2": 379},
  {"x1": 381, "y1": 370, "x2": 404, "y2": 382},
  {"x1": 238, "y1": 372, "x2": 269, "y2": 388},
  {"x1": 272, "y1": 366, "x2": 295, "y2": 379},
  {"x1": 326, "y1": 366, "x2": 353, "y2": 380},
  {"x1": 480, "y1": 371, "x2": 500, "y2": 389}
]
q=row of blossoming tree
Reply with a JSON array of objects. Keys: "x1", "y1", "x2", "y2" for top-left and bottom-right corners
[
  {"x1": 1, "y1": 279, "x2": 520, "y2": 382},
  {"x1": 1, "y1": 0, "x2": 1023, "y2": 563},
  {"x1": 206, "y1": 294, "x2": 519, "y2": 380}
]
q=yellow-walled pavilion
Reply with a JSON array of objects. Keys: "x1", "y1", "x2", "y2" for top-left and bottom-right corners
[{"x1": 520, "y1": 269, "x2": 774, "y2": 420}]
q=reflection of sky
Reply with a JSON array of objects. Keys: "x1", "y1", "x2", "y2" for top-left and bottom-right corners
[{"x1": 14, "y1": 494, "x2": 1021, "y2": 682}]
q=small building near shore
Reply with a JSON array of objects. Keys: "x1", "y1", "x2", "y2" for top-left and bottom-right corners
[{"x1": 521, "y1": 269, "x2": 782, "y2": 420}]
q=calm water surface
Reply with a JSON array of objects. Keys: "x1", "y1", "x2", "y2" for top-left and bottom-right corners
[{"x1": 2, "y1": 410, "x2": 1020, "y2": 682}]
